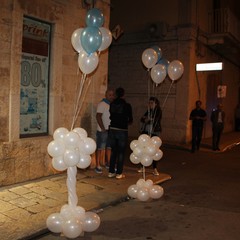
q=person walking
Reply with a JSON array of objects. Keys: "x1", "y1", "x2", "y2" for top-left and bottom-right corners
[
  {"x1": 95, "y1": 89, "x2": 115, "y2": 173},
  {"x1": 139, "y1": 96, "x2": 162, "y2": 175},
  {"x1": 189, "y1": 100, "x2": 207, "y2": 153},
  {"x1": 211, "y1": 103, "x2": 225, "y2": 151},
  {"x1": 108, "y1": 87, "x2": 133, "y2": 179}
]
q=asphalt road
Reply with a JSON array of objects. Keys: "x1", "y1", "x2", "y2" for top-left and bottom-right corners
[{"x1": 35, "y1": 145, "x2": 240, "y2": 240}]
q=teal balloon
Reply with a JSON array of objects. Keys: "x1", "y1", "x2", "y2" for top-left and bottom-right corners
[
  {"x1": 151, "y1": 45, "x2": 162, "y2": 62},
  {"x1": 158, "y1": 58, "x2": 170, "y2": 69},
  {"x1": 85, "y1": 8, "x2": 104, "y2": 27},
  {"x1": 81, "y1": 27, "x2": 102, "y2": 54}
]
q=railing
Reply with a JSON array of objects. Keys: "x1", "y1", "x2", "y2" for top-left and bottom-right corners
[{"x1": 208, "y1": 8, "x2": 240, "y2": 41}]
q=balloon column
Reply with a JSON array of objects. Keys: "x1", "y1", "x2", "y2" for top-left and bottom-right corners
[
  {"x1": 128, "y1": 134, "x2": 164, "y2": 201},
  {"x1": 46, "y1": 127, "x2": 100, "y2": 238},
  {"x1": 141, "y1": 46, "x2": 184, "y2": 85}
]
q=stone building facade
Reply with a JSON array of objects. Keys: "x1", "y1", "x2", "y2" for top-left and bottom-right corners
[
  {"x1": 108, "y1": 0, "x2": 240, "y2": 143},
  {"x1": 0, "y1": 0, "x2": 110, "y2": 186}
]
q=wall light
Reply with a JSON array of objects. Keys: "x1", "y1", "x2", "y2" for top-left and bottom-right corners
[{"x1": 196, "y1": 62, "x2": 223, "y2": 71}]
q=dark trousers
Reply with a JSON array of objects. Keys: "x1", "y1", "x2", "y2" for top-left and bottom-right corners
[
  {"x1": 212, "y1": 123, "x2": 224, "y2": 150},
  {"x1": 191, "y1": 125, "x2": 203, "y2": 151},
  {"x1": 109, "y1": 129, "x2": 128, "y2": 175}
]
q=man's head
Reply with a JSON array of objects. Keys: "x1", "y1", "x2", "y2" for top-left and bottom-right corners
[
  {"x1": 105, "y1": 89, "x2": 115, "y2": 103},
  {"x1": 196, "y1": 100, "x2": 202, "y2": 108},
  {"x1": 115, "y1": 87, "x2": 125, "y2": 98}
]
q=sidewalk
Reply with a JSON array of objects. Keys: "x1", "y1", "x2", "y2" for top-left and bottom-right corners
[{"x1": 0, "y1": 131, "x2": 239, "y2": 240}]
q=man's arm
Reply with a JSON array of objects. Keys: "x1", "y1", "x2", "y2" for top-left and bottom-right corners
[{"x1": 96, "y1": 113, "x2": 105, "y2": 131}]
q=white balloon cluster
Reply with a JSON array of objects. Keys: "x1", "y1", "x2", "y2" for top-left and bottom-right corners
[
  {"x1": 128, "y1": 178, "x2": 164, "y2": 202},
  {"x1": 129, "y1": 134, "x2": 163, "y2": 167},
  {"x1": 141, "y1": 46, "x2": 184, "y2": 85},
  {"x1": 71, "y1": 8, "x2": 112, "y2": 74},
  {"x1": 47, "y1": 204, "x2": 100, "y2": 239},
  {"x1": 47, "y1": 127, "x2": 96, "y2": 171}
]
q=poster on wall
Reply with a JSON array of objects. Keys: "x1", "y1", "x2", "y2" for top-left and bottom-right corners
[{"x1": 20, "y1": 17, "x2": 51, "y2": 137}]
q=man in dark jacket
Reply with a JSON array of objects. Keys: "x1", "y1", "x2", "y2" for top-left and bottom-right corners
[
  {"x1": 108, "y1": 87, "x2": 133, "y2": 179},
  {"x1": 211, "y1": 103, "x2": 225, "y2": 151}
]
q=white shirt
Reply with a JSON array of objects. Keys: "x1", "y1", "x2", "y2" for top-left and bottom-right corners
[{"x1": 96, "y1": 100, "x2": 110, "y2": 131}]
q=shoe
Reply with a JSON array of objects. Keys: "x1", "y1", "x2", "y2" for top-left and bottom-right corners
[
  {"x1": 153, "y1": 169, "x2": 159, "y2": 176},
  {"x1": 137, "y1": 168, "x2": 143, "y2": 173},
  {"x1": 108, "y1": 172, "x2": 116, "y2": 178},
  {"x1": 116, "y1": 174, "x2": 125, "y2": 179},
  {"x1": 95, "y1": 167, "x2": 102, "y2": 174}
]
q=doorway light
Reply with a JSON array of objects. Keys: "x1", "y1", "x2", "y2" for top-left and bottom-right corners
[{"x1": 196, "y1": 62, "x2": 223, "y2": 71}]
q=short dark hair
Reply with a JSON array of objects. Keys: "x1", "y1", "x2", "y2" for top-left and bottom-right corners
[{"x1": 115, "y1": 87, "x2": 125, "y2": 98}]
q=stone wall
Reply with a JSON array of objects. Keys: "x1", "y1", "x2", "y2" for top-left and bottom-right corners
[{"x1": 0, "y1": 0, "x2": 110, "y2": 186}]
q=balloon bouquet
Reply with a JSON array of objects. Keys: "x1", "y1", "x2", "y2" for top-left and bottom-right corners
[
  {"x1": 46, "y1": 8, "x2": 112, "y2": 239},
  {"x1": 128, "y1": 134, "x2": 164, "y2": 201}
]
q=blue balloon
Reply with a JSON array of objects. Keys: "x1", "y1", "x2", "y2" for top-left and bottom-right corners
[
  {"x1": 151, "y1": 45, "x2": 162, "y2": 62},
  {"x1": 85, "y1": 8, "x2": 104, "y2": 27},
  {"x1": 81, "y1": 27, "x2": 102, "y2": 54},
  {"x1": 158, "y1": 58, "x2": 170, "y2": 70}
]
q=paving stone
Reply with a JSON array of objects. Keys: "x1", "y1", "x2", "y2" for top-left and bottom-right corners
[
  {"x1": 0, "y1": 190, "x2": 20, "y2": 201},
  {"x1": 3, "y1": 207, "x2": 31, "y2": 220},
  {"x1": 9, "y1": 186, "x2": 32, "y2": 195},
  {"x1": 26, "y1": 203, "x2": 55, "y2": 214},
  {"x1": 0, "y1": 199, "x2": 17, "y2": 213},
  {"x1": 9, "y1": 197, "x2": 38, "y2": 208},
  {"x1": 37, "y1": 198, "x2": 62, "y2": 207},
  {"x1": 22, "y1": 192, "x2": 46, "y2": 200}
]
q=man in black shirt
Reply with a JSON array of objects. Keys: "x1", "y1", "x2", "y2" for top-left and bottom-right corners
[
  {"x1": 108, "y1": 87, "x2": 133, "y2": 179},
  {"x1": 189, "y1": 100, "x2": 207, "y2": 153}
]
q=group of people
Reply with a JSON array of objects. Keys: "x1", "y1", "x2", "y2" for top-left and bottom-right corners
[
  {"x1": 189, "y1": 100, "x2": 225, "y2": 153},
  {"x1": 95, "y1": 87, "x2": 162, "y2": 179}
]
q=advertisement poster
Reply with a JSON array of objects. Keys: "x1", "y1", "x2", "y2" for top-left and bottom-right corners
[{"x1": 20, "y1": 17, "x2": 51, "y2": 137}]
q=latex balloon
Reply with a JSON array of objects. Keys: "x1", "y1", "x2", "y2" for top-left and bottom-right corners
[
  {"x1": 167, "y1": 60, "x2": 184, "y2": 81},
  {"x1": 73, "y1": 127, "x2": 88, "y2": 139},
  {"x1": 64, "y1": 131, "x2": 80, "y2": 149},
  {"x1": 153, "y1": 149, "x2": 163, "y2": 161},
  {"x1": 138, "y1": 134, "x2": 151, "y2": 145},
  {"x1": 63, "y1": 149, "x2": 80, "y2": 167},
  {"x1": 85, "y1": 8, "x2": 104, "y2": 27},
  {"x1": 136, "y1": 178, "x2": 145, "y2": 188},
  {"x1": 150, "y1": 64, "x2": 167, "y2": 85},
  {"x1": 47, "y1": 139, "x2": 65, "y2": 158},
  {"x1": 140, "y1": 154, "x2": 153, "y2": 167},
  {"x1": 133, "y1": 146, "x2": 143, "y2": 157},
  {"x1": 141, "y1": 48, "x2": 158, "y2": 69},
  {"x1": 79, "y1": 137, "x2": 96, "y2": 155},
  {"x1": 46, "y1": 213, "x2": 63, "y2": 233},
  {"x1": 127, "y1": 184, "x2": 138, "y2": 198},
  {"x1": 62, "y1": 218, "x2": 83, "y2": 239},
  {"x1": 78, "y1": 50, "x2": 99, "y2": 74},
  {"x1": 129, "y1": 153, "x2": 140, "y2": 164},
  {"x1": 137, "y1": 187, "x2": 150, "y2": 201},
  {"x1": 53, "y1": 127, "x2": 69, "y2": 140},
  {"x1": 71, "y1": 28, "x2": 83, "y2": 53},
  {"x1": 151, "y1": 136, "x2": 162, "y2": 148},
  {"x1": 98, "y1": 27, "x2": 112, "y2": 51},
  {"x1": 52, "y1": 156, "x2": 68, "y2": 171},
  {"x1": 149, "y1": 185, "x2": 164, "y2": 199},
  {"x1": 83, "y1": 212, "x2": 100, "y2": 232},
  {"x1": 144, "y1": 143, "x2": 158, "y2": 157},
  {"x1": 151, "y1": 45, "x2": 162, "y2": 62},
  {"x1": 77, "y1": 154, "x2": 92, "y2": 169},
  {"x1": 74, "y1": 206, "x2": 86, "y2": 221},
  {"x1": 144, "y1": 179, "x2": 153, "y2": 189},
  {"x1": 158, "y1": 58, "x2": 170, "y2": 69},
  {"x1": 130, "y1": 139, "x2": 139, "y2": 150},
  {"x1": 81, "y1": 26, "x2": 102, "y2": 54}
]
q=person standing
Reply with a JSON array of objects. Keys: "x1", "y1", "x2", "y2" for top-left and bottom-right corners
[
  {"x1": 189, "y1": 100, "x2": 207, "y2": 153},
  {"x1": 140, "y1": 96, "x2": 162, "y2": 175},
  {"x1": 95, "y1": 89, "x2": 115, "y2": 173},
  {"x1": 211, "y1": 103, "x2": 225, "y2": 151},
  {"x1": 108, "y1": 87, "x2": 133, "y2": 179}
]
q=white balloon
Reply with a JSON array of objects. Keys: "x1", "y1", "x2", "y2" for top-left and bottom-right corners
[
  {"x1": 53, "y1": 127, "x2": 69, "y2": 140},
  {"x1": 143, "y1": 179, "x2": 153, "y2": 189},
  {"x1": 130, "y1": 139, "x2": 139, "y2": 150},
  {"x1": 71, "y1": 28, "x2": 84, "y2": 53},
  {"x1": 127, "y1": 184, "x2": 138, "y2": 198},
  {"x1": 141, "y1": 154, "x2": 153, "y2": 167},
  {"x1": 144, "y1": 143, "x2": 157, "y2": 157},
  {"x1": 151, "y1": 136, "x2": 162, "y2": 148},
  {"x1": 52, "y1": 156, "x2": 68, "y2": 171},
  {"x1": 153, "y1": 149, "x2": 163, "y2": 161},
  {"x1": 136, "y1": 178, "x2": 145, "y2": 188},
  {"x1": 133, "y1": 146, "x2": 143, "y2": 157},
  {"x1": 138, "y1": 134, "x2": 151, "y2": 145},
  {"x1": 83, "y1": 212, "x2": 101, "y2": 232},
  {"x1": 77, "y1": 154, "x2": 92, "y2": 169},
  {"x1": 79, "y1": 137, "x2": 96, "y2": 155},
  {"x1": 64, "y1": 149, "x2": 80, "y2": 167},
  {"x1": 137, "y1": 187, "x2": 150, "y2": 201},
  {"x1": 75, "y1": 206, "x2": 86, "y2": 221},
  {"x1": 62, "y1": 217, "x2": 83, "y2": 239},
  {"x1": 151, "y1": 64, "x2": 167, "y2": 85},
  {"x1": 149, "y1": 185, "x2": 164, "y2": 199},
  {"x1": 60, "y1": 204, "x2": 74, "y2": 220},
  {"x1": 142, "y1": 48, "x2": 158, "y2": 69},
  {"x1": 98, "y1": 27, "x2": 112, "y2": 51},
  {"x1": 167, "y1": 60, "x2": 184, "y2": 81},
  {"x1": 73, "y1": 127, "x2": 88, "y2": 139},
  {"x1": 78, "y1": 50, "x2": 99, "y2": 74},
  {"x1": 47, "y1": 139, "x2": 65, "y2": 157},
  {"x1": 129, "y1": 153, "x2": 140, "y2": 164},
  {"x1": 46, "y1": 213, "x2": 63, "y2": 233},
  {"x1": 63, "y1": 131, "x2": 80, "y2": 149}
]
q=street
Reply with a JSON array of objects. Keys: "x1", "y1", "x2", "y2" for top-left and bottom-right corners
[{"x1": 35, "y1": 145, "x2": 240, "y2": 240}]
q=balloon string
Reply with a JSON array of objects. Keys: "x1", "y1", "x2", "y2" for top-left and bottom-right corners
[
  {"x1": 161, "y1": 80, "x2": 174, "y2": 111},
  {"x1": 142, "y1": 166, "x2": 146, "y2": 180}
]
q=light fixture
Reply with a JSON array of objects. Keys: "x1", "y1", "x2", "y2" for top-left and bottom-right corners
[{"x1": 196, "y1": 62, "x2": 223, "y2": 71}]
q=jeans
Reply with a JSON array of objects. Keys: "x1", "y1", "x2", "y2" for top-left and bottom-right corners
[
  {"x1": 191, "y1": 125, "x2": 203, "y2": 151},
  {"x1": 108, "y1": 129, "x2": 128, "y2": 175}
]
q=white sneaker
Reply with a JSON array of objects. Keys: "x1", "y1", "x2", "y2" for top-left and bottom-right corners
[
  {"x1": 108, "y1": 172, "x2": 116, "y2": 178},
  {"x1": 153, "y1": 169, "x2": 159, "y2": 176},
  {"x1": 116, "y1": 174, "x2": 125, "y2": 179}
]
